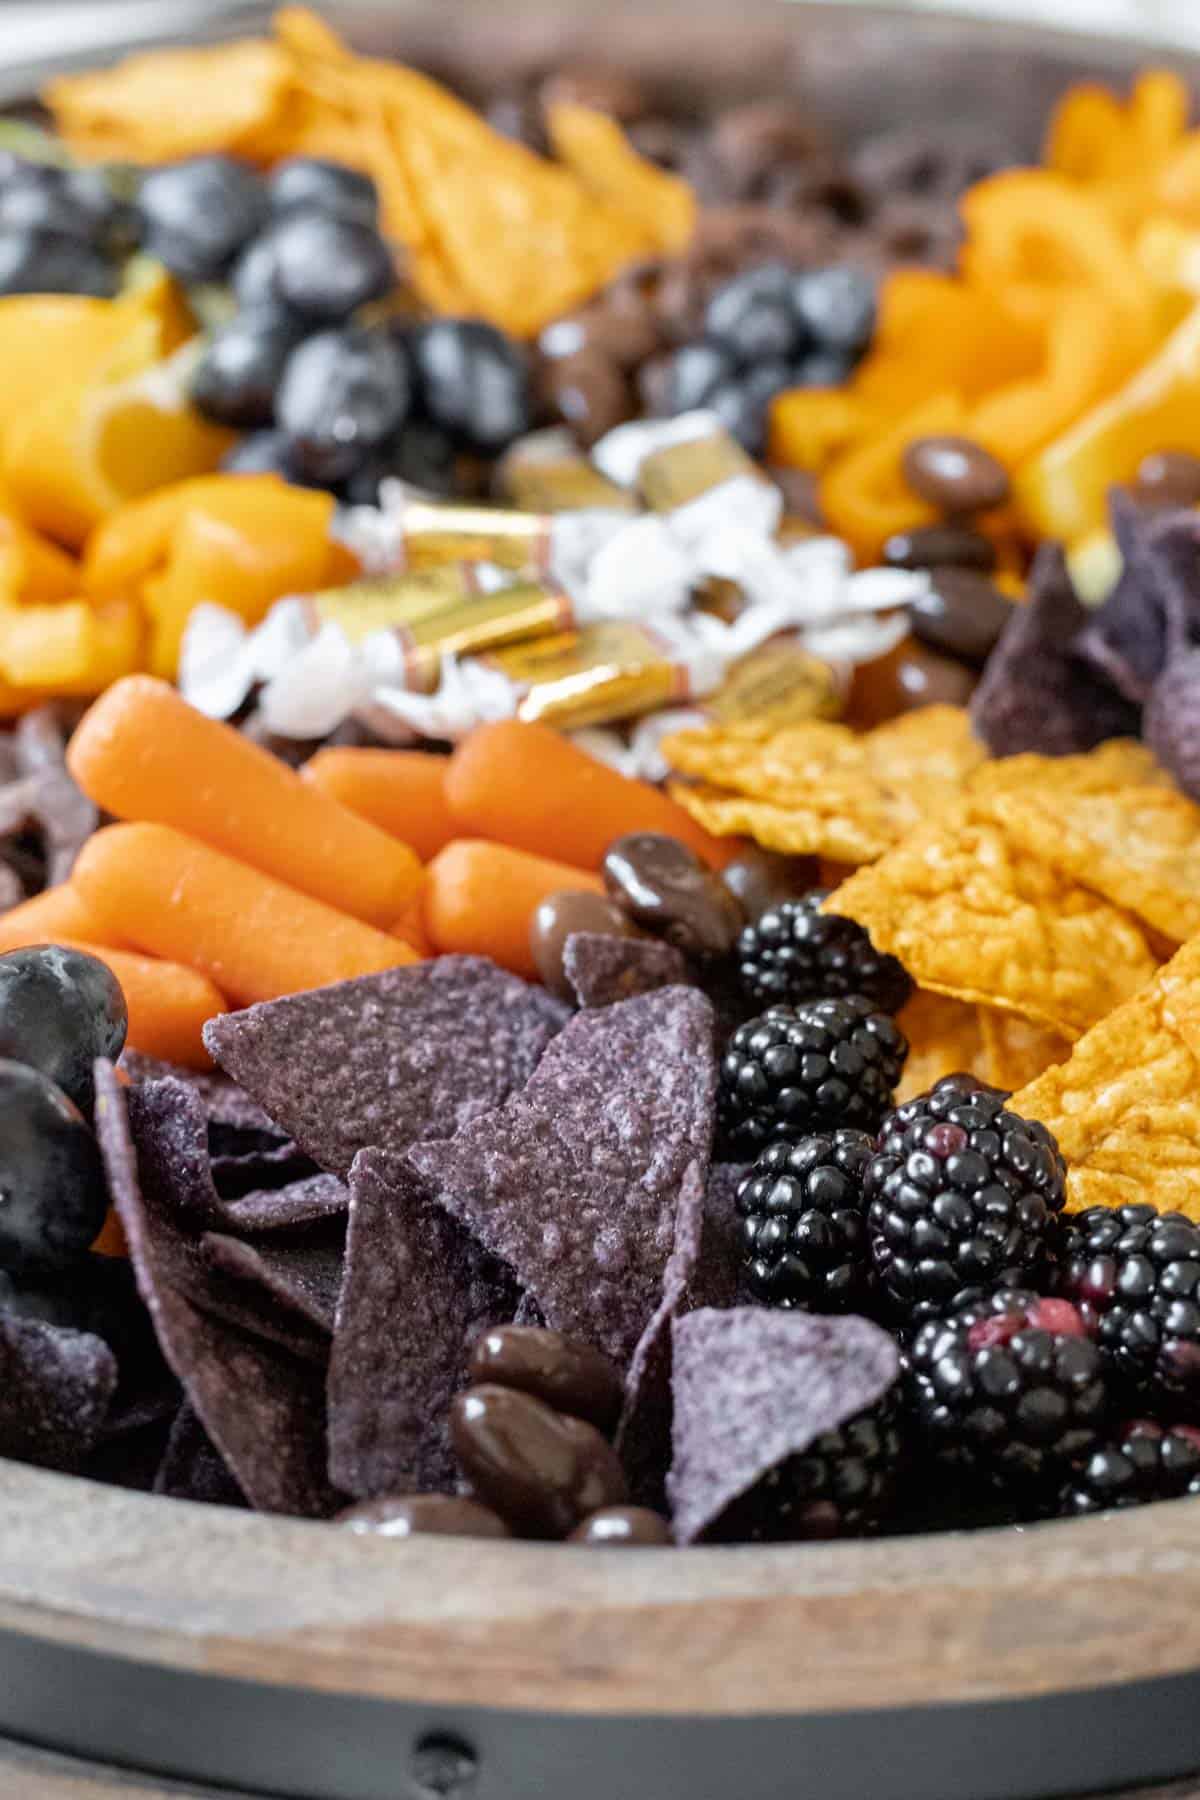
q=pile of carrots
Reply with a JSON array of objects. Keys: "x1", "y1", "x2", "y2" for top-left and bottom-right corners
[{"x1": 0, "y1": 678, "x2": 728, "y2": 1066}]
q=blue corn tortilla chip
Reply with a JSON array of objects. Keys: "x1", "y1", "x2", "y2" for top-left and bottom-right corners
[
  {"x1": 971, "y1": 543, "x2": 1139, "y2": 757},
  {"x1": 328, "y1": 1148, "x2": 520, "y2": 1498},
  {"x1": 409, "y1": 986, "x2": 717, "y2": 1368},
  {"x1": 692, "y1": 1163, "x2": 752, "y2": 1311},
  {"x1": 202, "y1": 1227, "x2": 344, "y2": 1337},
  {"x1": 615, "y1": 1157, "x2": 706, "y2": 1508},
  {"x1": 94, "y1": 1061, "x2": 341, "y2": 1516},
  {"x1": 0, "y1": 1314, "x2": 117, "y2": 1472},
  {"x1": 667, "y1": 1308, "x2": 900, "y2": 1544},
  {"x1": 204, "y1": 957, "x2": 569, "y2": 1179},
  {"x1": 564, "y1": 931, "x2": 691, "y2": 1008},
  {"x1": 1146, "y1": 647, "x2": 1200, "y2": 800},
  {"x1": 121, "y1": 1050, "x2": 283, "y2": 1150},
  {"x1": 155, "y1": 1403, "x2": 248, "y2": 1508},
  {"x1": 217, "y1": 1172, "x2": 349, "y2": 1236},
  {"x1": 1075, "y1": 490, "x2": 1167, "y2": 704},
  {"x1": 210, "y1": 1142, "x2": 319, "y2": 1200}
]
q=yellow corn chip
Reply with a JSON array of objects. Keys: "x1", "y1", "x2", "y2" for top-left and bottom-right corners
[
  {"x1": 967, "y1": 739, "x2": 1170, "y2": 806},
  {"x1": 669, "y1": 780, "x2": 898, "y2": 866},
  {"x1": 1013, "y1": 935, "x2": 1200, "y2": 1218},
  {"x1": 831, "y1": 815, "x2": 1160, "y2": 1040},
  {"x1": 977, "y1": 1007, "x2": 1070, "y2": 1093},
  {"x1": 895, "y1": 990, "x2": 986, "y2": 1103},
  {"x1": 984, "y1": 783, "x2": 1200, "y2": 946},
  {"x1": 663, "y1": 706, "x2": 984, "y2": 865}
]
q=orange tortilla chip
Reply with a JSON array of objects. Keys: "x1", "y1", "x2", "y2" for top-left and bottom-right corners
[
  {"x1": 663, "y1": 707, "x2": 985, "y2": 866},
  {"x1": 547, "y1": 102, "x2": 696, "y2": 255},
  {"x1": 831, "y1": 815, "x2": 1160, "y2": 1040},
  {"x1": 1013, "y1": 935, "x2": 1200, "y2": 1219},
  {"x1": 983, "y1": 782, "x2": 1200, "y2": 946},
  {"x1": 48, "y1": 40, "x2": 290, "y2": 162},
  {"x1": 968, "y1": 739, "x2": 1170, "y2": 806},
  {"x1": 895, "y1": 990, "x2": 986, "y2": 1103},
  {"x1": 977, "y1": 1007, "x2": 1070, "y2": 1093}
]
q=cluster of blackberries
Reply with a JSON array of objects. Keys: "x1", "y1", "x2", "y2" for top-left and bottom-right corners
[{"x1": 719, "y1": 895, "x2": 1200, "y2": 1537}]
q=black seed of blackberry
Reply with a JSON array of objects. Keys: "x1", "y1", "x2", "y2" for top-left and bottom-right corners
[
  {"x1": 736, "y1": 1131, "x2": 873, "y2": 1311},
  {"x1": 1059, "y1": 1203, "x2": 1200, "y2": 1419},
  {"x1": 1060, "y1": 1419, "x2": 1200, "y2": 1516},
  {"x1": 720, "y1": 998, "x2": 907, "y2": 1152},
  {"x1": 737, "y1": 893, "x2": 913, "y2": 1015},
  {"x1": 907, "y1": 1289, "x2": 1107, "y2": 1489},
  {"x1": 712, "y1": 1388, "x2": 905, "y2": 1541},
  {"x1": 866, "y1": 1075, "x2": 1067, "y2": 1327}
]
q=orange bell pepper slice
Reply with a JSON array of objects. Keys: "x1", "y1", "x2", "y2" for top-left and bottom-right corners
[
  {"x1": 1016, "y1": 300, "x2": 1200, "y2": 543},
  {"x1": 820, "y1": 393, "x2": 966, "y2": 565},
  {"x1": 767, "y1": 389, "x2": 876, "y2": 473}
]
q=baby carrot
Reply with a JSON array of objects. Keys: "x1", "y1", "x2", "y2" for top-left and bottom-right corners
[
  {"x1": 72, "y1": 823, "x2": 418, "y2": 1007},
  {"x1": 68, "y1": 676, "x2": 423, "y2": 928},
  {"x1": 445, "y1": 720, "x2": 735, "y2": 872},
  {"x1": 424, "y1": 839, "x2": 603, "y2": 980},
  {"x1": 50, "y1": 937, "x2": 225, "y2": 1068},
  {"x1": 303, "y1": 748, "x2": 457, "y2": 863},
  {"x1": 0, "y1": 882, "x2": 127, "y2": 953}
]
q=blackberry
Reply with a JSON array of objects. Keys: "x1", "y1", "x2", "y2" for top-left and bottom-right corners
[
  {"x1": 736, "y1": 893, "x2": 913, "y2": 1014},
  {"x1": 720, "y1": 998, "x2": 907, "y2": 1152},
  {"x1": 736, "y1": 1131, "x2": 873, "y2": 1310},
  {"x1": 907, "y1": 1290, "x2": 1107, "y2": 1488},
  {"x1": 1060, "y1": 1419, "x2": 1200, "y2": 1516},
  {"x1": 866, "y1": 1076, "x2": 1066, "y2": 1325},
  {"x1": 713, "y1": 1389, "x2": 904, "y2": 1540},
  {"x1": 1059, "y1": 1204, "x2": 1200, "y2": 1418}
]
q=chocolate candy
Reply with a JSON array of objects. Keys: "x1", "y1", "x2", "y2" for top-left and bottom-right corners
[
  {"x1": 847, "y1": 632, "x2": 976, "y2": 729},
  {"x1": 530, "y1": 889, "x2": 637, "y2": 1002},
  {"x1": 1133, "y1": 451, "x2": 1200, "y2": 511},
  {"x1": 337, "y1": 1494, "x2": 510, "y2": 1539},
  {"x1": 540, "y1": 348, "x2": 634, "y2": 449},
  {"x1": 540, "y1": 293, "x2": 662, "y2": 373},
  {"x1": 603, "y1": 832, "x2": 744, "y2": 958},
  {"x1": 450, "y1": 1385, "x2": 629, "y2": 1539},
  {"x1": 909, "y1": 569, "x2": 1015, "y2": 666},
  {"x1": 771, "y1": 465, "x2": 827, "y2": 530},
  {"x1": 901, "y1": 435, "x2": 1011, "y2": 515},
  {"x1": 883, "y1": 524, "x2": 997, "y2": 574},
  {"x1": 469, "y1": 1324, "x2": 623, "y2": 1435},
  {"x1": 720, "y1": 847, "x2": 808, "y2": 921},
  {"x1": 569, "y1": 1506, "x2": 673, "y2": 1547}
]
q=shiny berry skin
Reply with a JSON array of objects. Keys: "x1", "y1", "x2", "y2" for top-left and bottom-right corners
[
  {"x1": 1059, "y1": 1204, "x2": 1200, "y2": 1417},
  {"x1": 708, "y1": 361, "x2": 793, "y2": 453},
  {"x1": 1060, "y1": 1419, "x2": 1200, "y2": 1516},
  {"x1": 866, "y1": 1077, "x2": 1067, "y2": 1327},
  {"x1": 408, "y1": 320, "x2": 532, "y2": 451},
  {"x1": 0, "y1": 945, "x2": 126, "y2": 1116},
  {"x1": 136, "y1": 155, "x2": 267, "y2": 282},
  {"x1": 663, "y1": 339, "x2": 736, "y2": 414},
  {"x1": 907, "y1": 1290, "x2": 1107, "y2": 1489},
  {"x1": 190, "y1": 306, "x2": 305, "y2": 429},
  {"x1": 736, "y1": 1130, "x2": 873, "y2": 1310},
  {"x1": 737, "y1": 893, "x2": 912, "y2": 1014},
  {"x1": 221, "y1": 430, "x2": 311, "y2": 483},
  {"x1": 277, "y1": 327, "x2": 412, "y2": 484},
  {"x1": 792, "y1": 266, "x2": 876, "y2": 356},
  {"x1": 711, "y1": 1390, "x2": 905, "y2": 1540},
  {"x1": 339, "y1": 420, "x2": 459, "y2": 505},
  {"x1": 721, "y1": 997, "x2": 907, "y2": 1152},
  {"x1": 0, "y1": 1060, "x2": 108, "y2": 1274},
  {"x1": 268, "y1": 157, "x2": 379, "y2": 228},
  {"x1": 0, "y1": 164, "x2": 105, "y2": 244},
  {"x1": 268, "y1": 209, "x2": 394, "y2": 322},
  {"x1": 705, "y1": 263, "x2": 800, "y2": 364},
  {"x1": 0, "y1": 228, "x2": 116, "y2": 298}
]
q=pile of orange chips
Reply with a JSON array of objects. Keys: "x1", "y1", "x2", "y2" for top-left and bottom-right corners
[{"x1": 664, "y1": 708, "x2": 1200, "y2": 1212}]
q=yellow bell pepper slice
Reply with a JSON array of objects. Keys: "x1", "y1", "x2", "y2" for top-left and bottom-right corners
[
  {"x1": 1016, "y1": 301, "x2": 1200, "y2": 544},
  {"x1": 0, "y1": 598, "x2": 143, "y2": 694}
]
